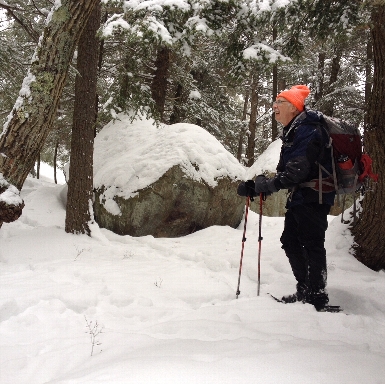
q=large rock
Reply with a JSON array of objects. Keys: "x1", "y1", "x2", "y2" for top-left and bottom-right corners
[
  {"x1": 93, "y1": 115, "x2": 246, "y2": 237},
  {"x1": 94, "y1": 165, "x2": 244, "y2": 237}
]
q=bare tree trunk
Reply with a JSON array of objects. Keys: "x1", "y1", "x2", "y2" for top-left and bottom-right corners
[
  {"x1": 53, "y1": 140, "x2": 59, "y2": 185},
  {"x1": 0, "y1": 0, "x2": 99, "y2": 192},
  {"x1": 322, "y1": 49, "x2": 342, "y2": 116},
  {"x1": 364, "y1": 36, "x2": 373, "y2": 128},
  {"x1": 236, "y1": 89, "x2": 249, "y2": 162},
  {"x1": 271, "y1": 26, "x2": 278, "y2": 141},
  {"x1": 278, "y1": 79, "x2": 286, "y2": 93},
  {"x1": 314, "y1": 51, "x2": 326, "y2": 103},
  {"x1": 246, "y1": 77, "x2": 258, "y2": 167},
  {"x1": 352, "y1": 3, "x2": 385, "y2": 270},
  {"x1": 36, "y1": 153, "x2": 40, "y2": 179},
  {"x1": 151, "y1": 46, "x2": 171, "y2": 122},
  {"x1": 169, "y1": 83, "x2": 184, "y2": 124},
  {"x1": 118, "y1": 52, "x2": 131, "y2": 110},
  {"x1": 65, "y1": 2, "x2": 101, "y2": 235}
]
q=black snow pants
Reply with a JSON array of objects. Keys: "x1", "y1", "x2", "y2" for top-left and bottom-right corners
[{"x1": 280, "y1": 203, "x2": 331, "y2": 294}]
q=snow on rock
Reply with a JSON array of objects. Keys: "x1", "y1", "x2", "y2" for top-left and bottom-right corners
[
  {"x1": 94, "y1": 114, "x2": 245, "y2": 199},
  {"x1": 0, "y1": 173, "x2": 24, "y2": 224},
  {"x1": 245, "y1": 139, "x2": 281, "y2": 179}
]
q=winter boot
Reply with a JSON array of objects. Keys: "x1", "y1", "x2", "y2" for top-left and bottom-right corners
[
  {"x1": 306, "y1": 290, "x2": 329, "y2": 311},
  {"x1": 281, "y1": 283, "x2": 308, "y2": 304}
]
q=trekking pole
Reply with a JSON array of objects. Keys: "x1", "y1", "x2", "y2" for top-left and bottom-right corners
[
  {"x1": 257, "y1": 193, "x2": 265, "y2": 296},
  {"x1": 236, "y1": 196, "x2": 251, "y2": 299}
]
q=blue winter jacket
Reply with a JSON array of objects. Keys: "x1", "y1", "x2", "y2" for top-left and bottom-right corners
[{"x1": 273, "y1": 109, "x2": 336, "y2": 208}]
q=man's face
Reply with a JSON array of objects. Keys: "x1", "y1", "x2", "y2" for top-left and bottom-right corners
[{"x1": 273, "y1": 97, "x2": 299, "y2": 126}]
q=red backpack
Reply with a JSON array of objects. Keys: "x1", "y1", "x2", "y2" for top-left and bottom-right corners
[{"x1": 302, "y1": 114, "x2": 378, "y2": 220}]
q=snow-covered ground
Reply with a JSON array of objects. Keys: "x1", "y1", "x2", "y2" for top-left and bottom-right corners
[
  {"x1": 1, "y1": 117, "x2": 385, "y2": 383},
  {"x1": 1, "y1": 175, "x2": 385, "y2": 383}
]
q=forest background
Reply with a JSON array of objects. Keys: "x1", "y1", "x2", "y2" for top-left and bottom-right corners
[{"x1": 0, "y1": 0, "x2": 384, "y2": 270}]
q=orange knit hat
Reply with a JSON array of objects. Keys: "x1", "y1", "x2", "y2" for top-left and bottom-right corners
[{"x1": 276, "y1": 85, "x2": 310, "y2": 112}]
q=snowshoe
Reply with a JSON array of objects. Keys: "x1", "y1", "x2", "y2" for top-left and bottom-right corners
[{"x1": 268, "y1": 293, "x2": 343, "y2": 313}]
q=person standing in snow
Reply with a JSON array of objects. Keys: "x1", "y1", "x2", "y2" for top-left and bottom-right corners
[{"x1": 237, "y1": 85, "x2": 335, "y2": 311}]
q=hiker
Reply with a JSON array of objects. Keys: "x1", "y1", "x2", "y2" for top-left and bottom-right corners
[{"x1": 237, "y1": 85, "x2": 335, "y2": 311}]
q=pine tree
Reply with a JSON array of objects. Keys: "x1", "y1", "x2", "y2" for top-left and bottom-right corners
[
  {"x1": 65, "y1": 2, "x2": 101, "y2": 235},
  {"x1": 352, "y1": 1, "x2": 385, "y2": 270},
  {"x1": 0, "y1": 0, "x2": 100, "y2": 224}
]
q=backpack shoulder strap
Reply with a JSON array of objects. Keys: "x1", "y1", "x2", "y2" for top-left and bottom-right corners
[{"x1": 299, "y1": 118, "x2": 339, "y2": 203}]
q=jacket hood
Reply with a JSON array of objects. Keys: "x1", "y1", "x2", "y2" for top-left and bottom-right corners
[{"x1": 293, "y1": 108, "x2": 323, "y2": 127}]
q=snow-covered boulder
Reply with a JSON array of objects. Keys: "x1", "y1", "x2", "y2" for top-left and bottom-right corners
[{"x1": 93, "y1": 115, "x2": 246, "y2": 237}]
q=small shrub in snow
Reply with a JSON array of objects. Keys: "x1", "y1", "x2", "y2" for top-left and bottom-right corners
[{"x1": 84, "y1": 316, "x2": 104, "y2": 356}]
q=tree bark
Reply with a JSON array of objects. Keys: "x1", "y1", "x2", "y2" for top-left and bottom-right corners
[
  {"x1": 151, "y1": 46, "x2": 171, "y2": 122},
  {"x1": 236, "y1": 89, "x2": 249, "y2": 162},
  {"x1": 314, "y1": 51, "x2": 326, "y2": 103},
  {"x1": 53, "y1": 139, "x2": 59, "y2": 185},
  {"x1": 65, "y1": 2, "x2": 101, "y2": 235},
  {"x1": 322, "y1": 49, "x2": 342, "y2": 116},
  {"x1": 0, "y1": 0, "x2": 99, "y2": 192},
  {"x1": 118, "y1": 52, "x2": 131, "y2": 110},
  {"x1": 169, "y1": 83, "x2": 184, "y2": 124},
  {"x1": 246, "y1": 77, "x2": 258, "y2": 167},
  {"x1": 271, "y1": 26, "x2": 278, "y2": 141},
  {"x1": 36, "y1": 152, "x2": 40, "y2": 179},
  {"x1": 364, "y1": 36, "x2": 373, "y2": 128},
  {"x1": 352, "y1": 3, "x2": 385, "y2": 270},
  {"x1": 278, "y1": 79, "x2": 286, "y2": 93}
]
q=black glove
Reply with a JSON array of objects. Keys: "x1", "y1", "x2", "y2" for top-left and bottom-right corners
[
  {"x1": 237, "y1": 180, "x2": 257, "y2": 198},
  {"x1": 254, "y1": 175, "x2": 279, "y2": 196}
]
